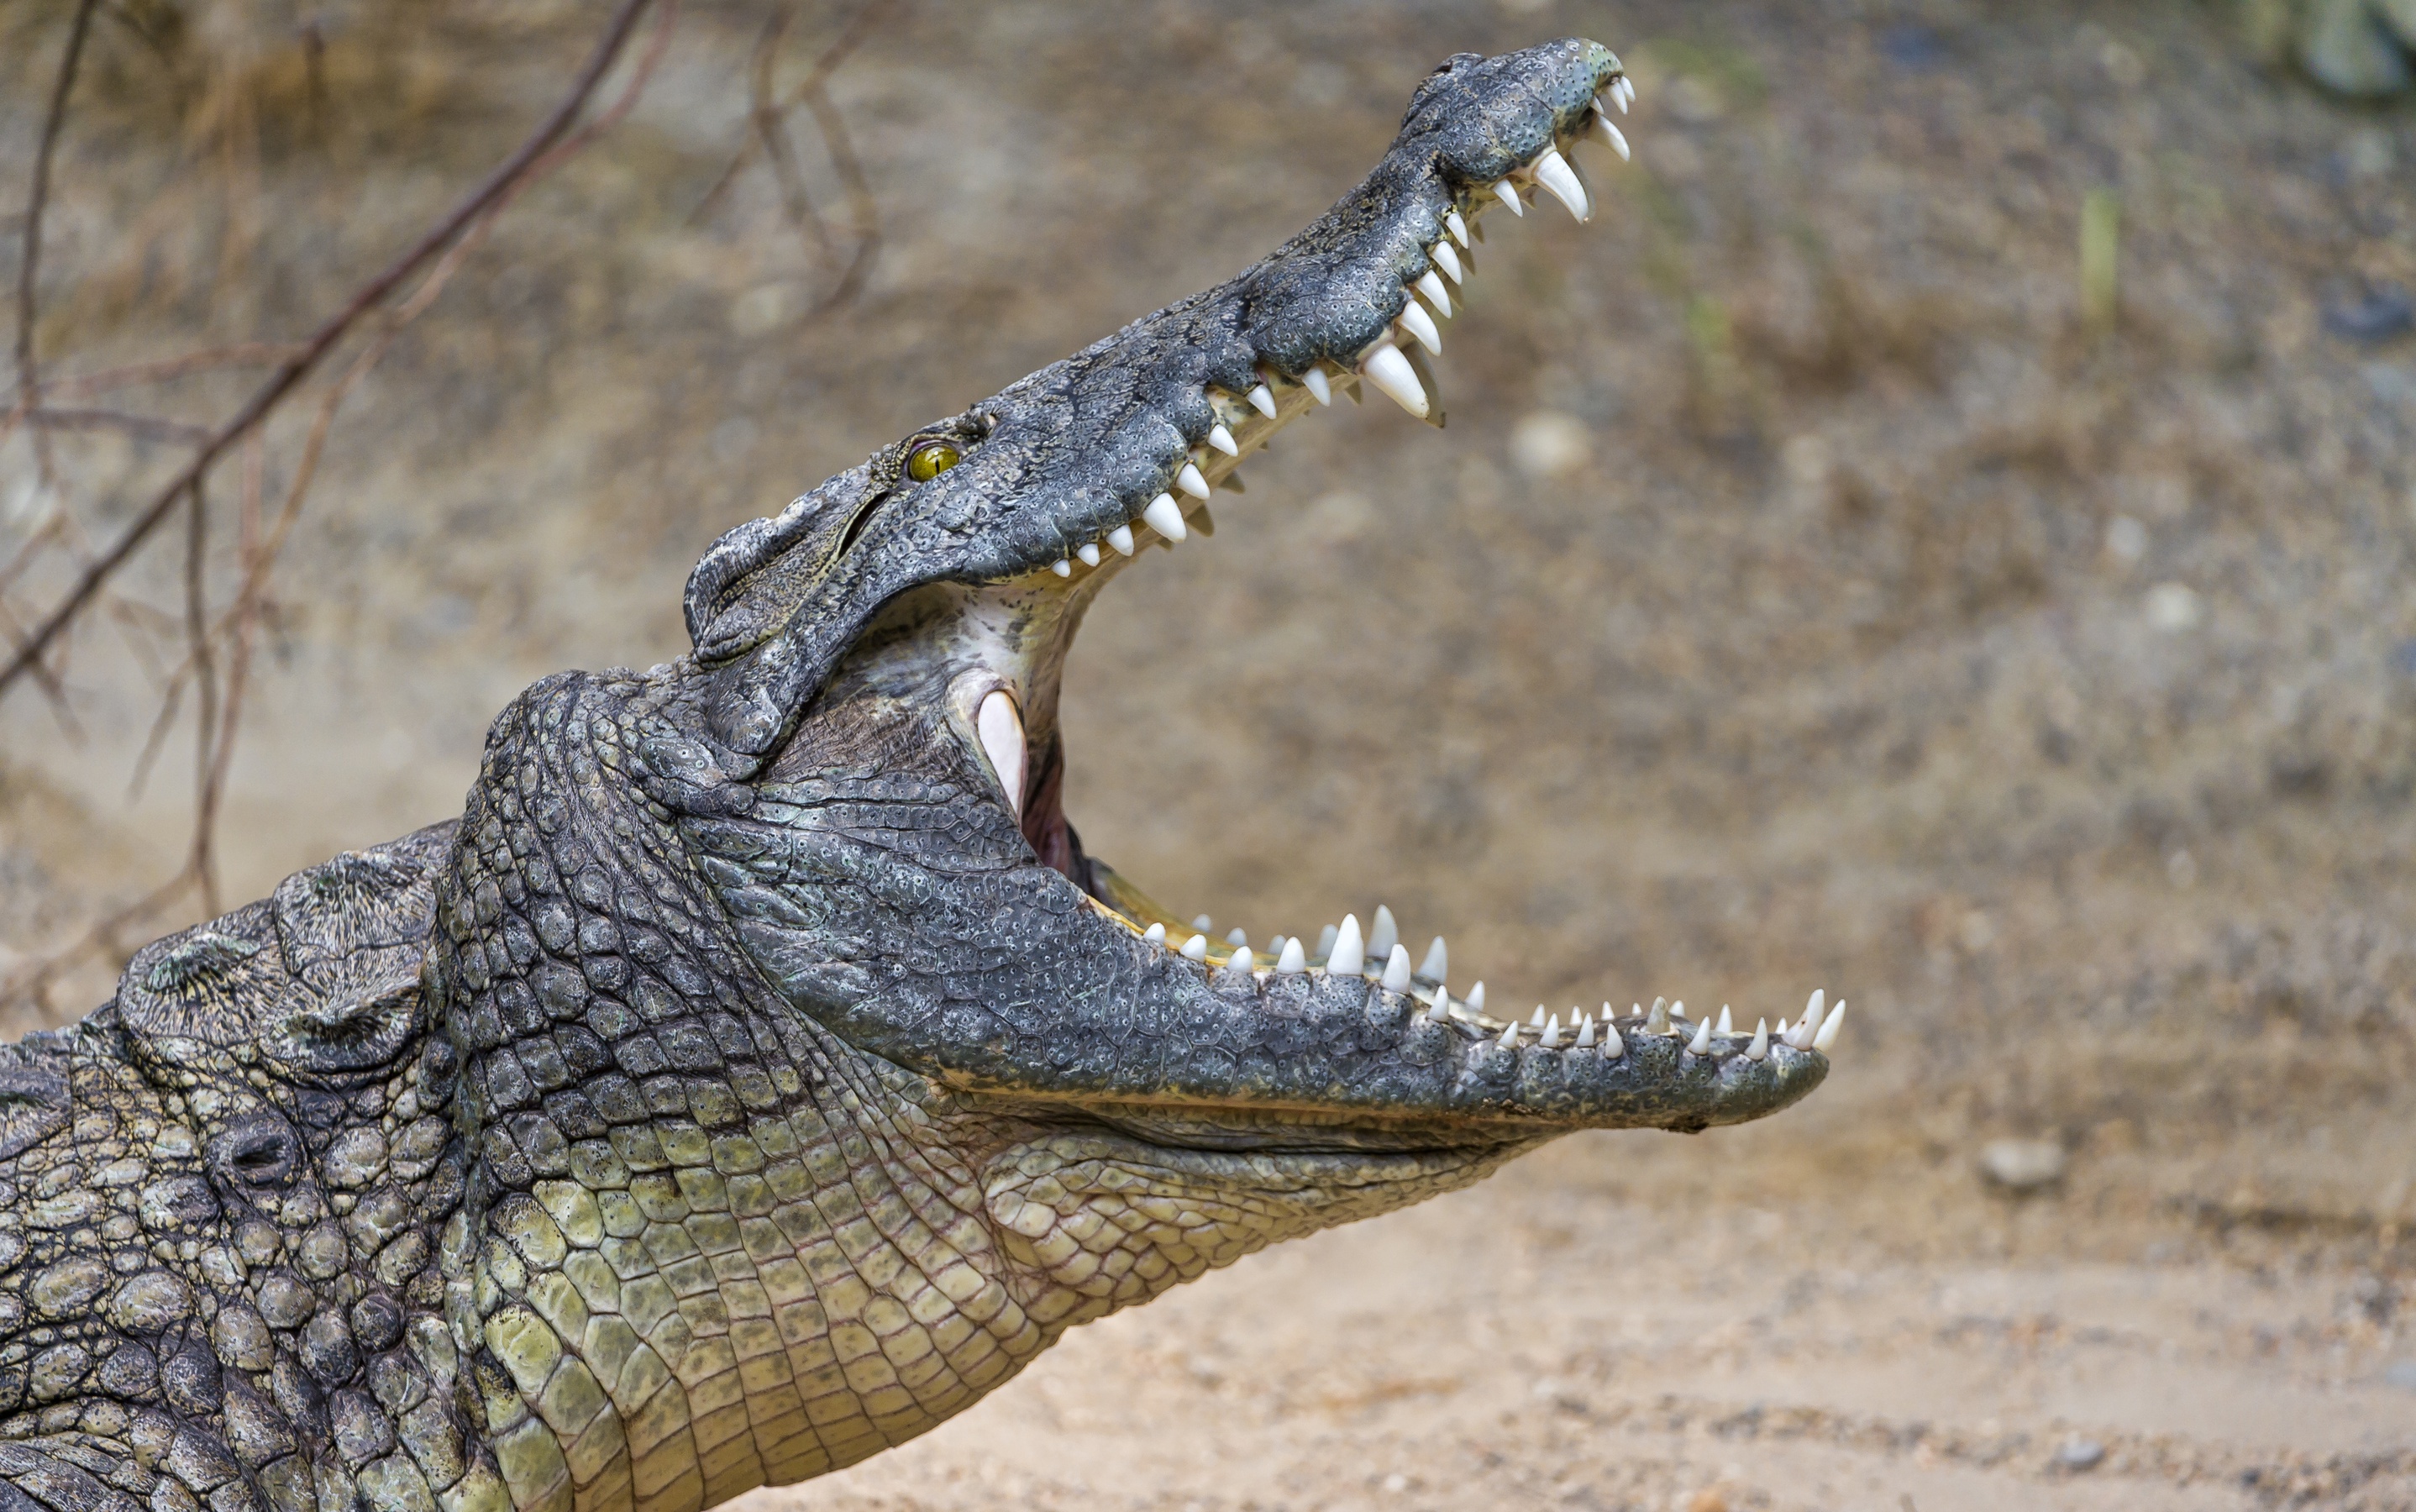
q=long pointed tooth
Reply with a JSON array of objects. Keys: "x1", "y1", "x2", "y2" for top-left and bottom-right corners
[
  {"x1": 1574, "y1": 1016, "x2": 1596, "y2": 1047},
  {"x1": 1076, "y1": 542, "x2": 1101, "y2": 567},
  {"x1": 1247, "y1": 382, "x2": 1278, "y2": 417},
  {"x1": 1499, "y1": 1020, "x2": 1520, "y2": 1050},
  {"x1": 1671, "y1": 1000, "x2": 1686, "y2": 1025},
  {"x1": 1794, "y1": 990, "x2": 1825, "y2": 1047},
  {"x1": 1645, "y1": 998, "x2": 1670, "y2": 1036},
  {"x1": 1466, "y1": 981, "x2": 1485, "y2": 1015},
  {"x1": 1142, "y1": 493, "x2": 1189, "y2": 541},
  {"x1": 1492, "y1": 180, "x2": 1524, "y2": 215},
  {"x1": 1106, "y1": 523, "x2": 1136, "y2": 555},
  {"x1": 1416, "y1": 937, "x2": 1447, "y2": 983},
  {"x1": 1602, "y1": 1020, "x2": 1626, "y2": 1058},
  {"x1": 1315, "y1": 923, "x2": 1338, "y2": 959},
  {"x1": 1431, "y1": 242, "x2": 1463, "y2": 283},
  {"x1": 1617, "y1": 76, "x2": 1636, "y2": 112},
  {"x1": 1426, "y1": 988, "x2": 1451, "y2": 1024},
  {"x1": 1776, "y1": 1017, "x2": 1791, "y2": 1039},
  {"x1": 976, "y1": 689, "x2": 1026, "y2": 817},
  {"x1": 1142, "y1": 922, "x2": 1165, "y2": 944},
  {"x1": 1715, "y1": 1006, "x2": 1733, "y2": 1036},
  {"x1": 1415, "y1": 270, "x2": 1452, "y2": 317},
  {"x1": 1176, "y1": 462, "x2": 1211, "y2": 499},
  {"x1": 1326, "y1": 915, "x2": 1365, "y2": 977},
  {"x1": 1747, "y1": 1019, "x2": 1770, "y2": 1060},
  {"x1": 1182, "y1": 933, "x2": 1209, "y2": 961},
  {"x1": 1813, "y1": 1002, "x2": 1845, "y2": 1052},
  {"x1": 1686, "y1": 1016, "x2": 1713, "y2": 1054},
  {"x1": 1530, "y1": 1006, "x2": 1547, "y2": 1027},
  {"x1": 1396, "y1": 302, "x2": 1442, "y2": 355},
  {"x1": 1206, "y1": 423, "x2": 1239, "y2": 456},
  {"x1": 1445, "y1": 207, "x2": 1471, "y2": 246},
  {"x1": 1379, "y1": 945, "x2": 1412, "y2": 993},
  {"x1": 1301, "y1": 366, "x2": 1332, "y2": 405},
  {"x1": 1540, "y1": 1016, "x2": 1563, "y2": 1049},
  {"x1": 1531, "y1": 148, "x2": 1589, "y2": 221},
  {"x1": 1592, "y1": 112, "x2": 1631, "y2": 160},
  {"x1": 1051, "y1": 559, "x2": 1072, "y2": 577},
  {"x1": 1360, "y1": 344, "x2": 1428, "y2": 418},
  {"x1": 1274, "y1": 937, "x2": 1306, "y2": 974},
  {"x1": 1368, "y1": 906, "x2": 1399, "y2": 963}
]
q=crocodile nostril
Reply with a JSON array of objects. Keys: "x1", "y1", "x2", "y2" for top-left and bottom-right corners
[{"x1": 212, "y1": 1116, "x2": 301, "y2": 1187}]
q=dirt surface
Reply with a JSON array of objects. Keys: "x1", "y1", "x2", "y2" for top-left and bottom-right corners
[{"x1": 4, "y1": 1, "x2": 2415, "y2": 1507}]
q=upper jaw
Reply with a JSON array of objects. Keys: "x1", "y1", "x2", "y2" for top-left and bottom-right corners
[{"x1": 680, "y1": 38, "x2": 1633, "y2": 770}]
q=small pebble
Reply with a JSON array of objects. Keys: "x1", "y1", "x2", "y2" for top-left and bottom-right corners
[
  {"x1": 2054, "y1": 1436, "x2": 2106, "y2": 1472},
  {"x1": 1979, "y1": 1139, "x2": 2067, "y2": 1192}
]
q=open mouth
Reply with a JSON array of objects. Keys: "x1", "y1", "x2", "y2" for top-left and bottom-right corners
[{"x1": 947, "y1": 75, "x2": 1843, "y2": 1079}]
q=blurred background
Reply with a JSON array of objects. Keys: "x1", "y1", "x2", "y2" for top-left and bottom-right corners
[{"x1": 3, "y1": 2, "x2": 2414, "y2": 1507}]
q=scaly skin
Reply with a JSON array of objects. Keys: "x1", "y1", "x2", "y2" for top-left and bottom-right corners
[{"x1": 0, "y1": 40, "x2": 1838, "y2": 1512}]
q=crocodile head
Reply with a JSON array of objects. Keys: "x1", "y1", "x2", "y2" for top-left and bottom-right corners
[{"x1": 404, "y1": 38, "x2": 1836, "y2": 1500}]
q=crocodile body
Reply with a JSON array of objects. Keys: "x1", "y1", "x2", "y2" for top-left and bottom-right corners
[{"x1": 0, "y1": 41, "x2": 1836, "y2": 1512}]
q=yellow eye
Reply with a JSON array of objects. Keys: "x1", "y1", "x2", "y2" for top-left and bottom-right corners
[{"x1": 906, "y1": 441, "x2": 962, "y2": 482}]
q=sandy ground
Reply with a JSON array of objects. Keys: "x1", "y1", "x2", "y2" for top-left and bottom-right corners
[{"x1": 3, "y1": 1, "x2": 2414, "y2": 1507}]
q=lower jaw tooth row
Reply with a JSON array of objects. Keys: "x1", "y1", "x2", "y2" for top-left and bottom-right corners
[
  {"x1": 1134, "y1": 904, "x2": 1844, "y2": 1059},
  {"x1": 1048, "y1": 74, "x2": 1638, "y2": 579}
]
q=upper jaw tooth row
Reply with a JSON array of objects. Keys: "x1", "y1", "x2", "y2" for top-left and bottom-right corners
[
  {"x1": 1120, "y1": 902, "x2": 1845, "y2": 1063},
  {"x1": 1043, "y1": 70, "x2": 1636, "y2": 580}
]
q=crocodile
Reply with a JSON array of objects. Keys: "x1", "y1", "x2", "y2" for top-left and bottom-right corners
[{"x1": 0, "y1": 39, "x2": 1841, "y2": 1512}]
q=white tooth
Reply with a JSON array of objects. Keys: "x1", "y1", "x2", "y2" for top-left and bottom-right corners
[
  {"x1": 1326, "y1": 916, "x2": 1365, "y2": 976},
  {"x1": 1247, "y1": 382, "x2": 1278, "y2": 417},
  {"x1": 1225, "y1": 928, "x2": 1248, "y2": 948},
  {"x1": 1431, "y1": 242, "x2": 1463, "y2": 283},
  {"x1": 1416, "y1": 937, "x2": 1447, "y2": 982},
  {"x1": 1593, "y1": 113, "x2": 1631, "y2": 161},
  {"x1": 1142, "y1": 493, "x2": 1189, "y2": 541},
  {"x1": 1192, "y1": 914, "x2": 1213, "y2": 930},
  {"x1": 1360, "y1": 344, "x2": 1428, "y2": 418},
  {"x1": 1813, "y1": 1003, "x2": 1845, "y2": 1052},
  {"x1": 1541, "y1": 1016, "x2": 1562, "y2": 1049},
  {"x1": 1207, "y1": 423, "x2": 1239, "y2": 456},
  {"x1": 1574, "y1": 1016, "x2": 1596, "y2": 1047},
  {"x1": 1107, "y1": 523, "x2": 1136, "y2": 555},
  {"x1": 1229, "y1": 946, "x2": 1256, "y2": 974},
  {"x1": 1492, "y1": 179, "x2": 1524, "y2": 215},
  {"x1": 1182, "y1": 933, "x2": 1209, "y2": 960},
  {"x1": 1776, "y1": 1017, "x2": 1791, "y2": 1039},
  {"x1": 1315, "y1": 923, "x2": 1338, "y2": 959},
  {"x1": 1368, "y1": 906, "x2": 1399, "y2": 963},
  {"x1": 1142, "y1": 922, "x2": 1166, "y2": 944},
  {"x1": 1051, "y1": 559, "x2": 1073, "y2": 577},
  {"x1": 1602, "y1": 1021, "x2": 1626, "y2": 1058},
  {"x1": 1426, "y1": 989, "x2": 1451, "y2": 1024},
  {"x1": 1302, "y1": 366, "x2": 1332, "y2": 406},
  {"x1": 1531, "y1": 148, "x2": 1589, "y2": 221},
  {"x1": 1686, "y1": 1016, "x2": 1712, "y2": 1054},
  {"x1": 1530, "y1": 1007, "x2": 1547, "y2": 1027},
  {"x1": 1645, "y1": 998, "x2": 1668, "y2": 1034},
  {"x1": 1275, "y1": 937, "x2": 1306, "y2": 974},
  {"x1": 1076, "y1": 542, "x2": 1101, "y2": 567},
  {"x1": 1415, "y1": 270, "x2": 1452, "y2": 318},
  {"x1": 1618, "y1": 76, "x2": 1636, "y2": 112},
  {"x1": 1499, "y1": 1021, "x2": 1520, "y2": 1050},
  {"x1": 1267, "y1": 934, "x2": 1287, "y2": 958},
  {"x1": 1747, "y1": 1019, "x2": 1770, "y2": 1061},
  {"x1": 1795, "y1": 990, "x2": 1825, "y2": 1047},
  {"x1": 1671, "y1": 1000, "x2": 1686, "y2": 1025},
  {"x1": 1396, "y1": 301, "x2": 1442, "y2": 355},
  {"x1": 1445, "y1": 207, "x2": 1471, "y2": 246},
  {"x1": 1466, "y1": 981, "x2": 1485, "y2": 1015},
  {"x1": 976, "y1": 689, "x2": 1026, "y2": 817},
  {"x1": 1176, "y1": 462, "x2": 1211, "y2": 499},
  {"x1": 1380, "y1": 945, "x2": 1412, "y2": 993},
  {"x1": 1715, "y1": 1006, "x2": 1733, "y2": 1036}
]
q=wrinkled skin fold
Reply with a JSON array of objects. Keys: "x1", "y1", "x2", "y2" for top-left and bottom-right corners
[{"x1": 0, "y1": 39, "x2": 1828, "y2": 1512}]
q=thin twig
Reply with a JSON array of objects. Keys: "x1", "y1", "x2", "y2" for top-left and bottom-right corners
[
  {"x1": 13, "y1": 0, "x2": 102, "y2": 485},
  {"x1": 42, "y1": 344, "x2": 308, "y2": 399},
  {"x1": 750, "y1": 8, "x2": 840, "y2": 265},
  {"x1": 22, "y1": 407, "x2": 213, "y2": 445},
  {"x1": 0, "y1": 0, "x2": 661, "y2": 703}
]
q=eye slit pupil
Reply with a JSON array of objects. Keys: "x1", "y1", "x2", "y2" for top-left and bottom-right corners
[{"x1": 906, "y1": 441, "x2": 962, "y2": 482}]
